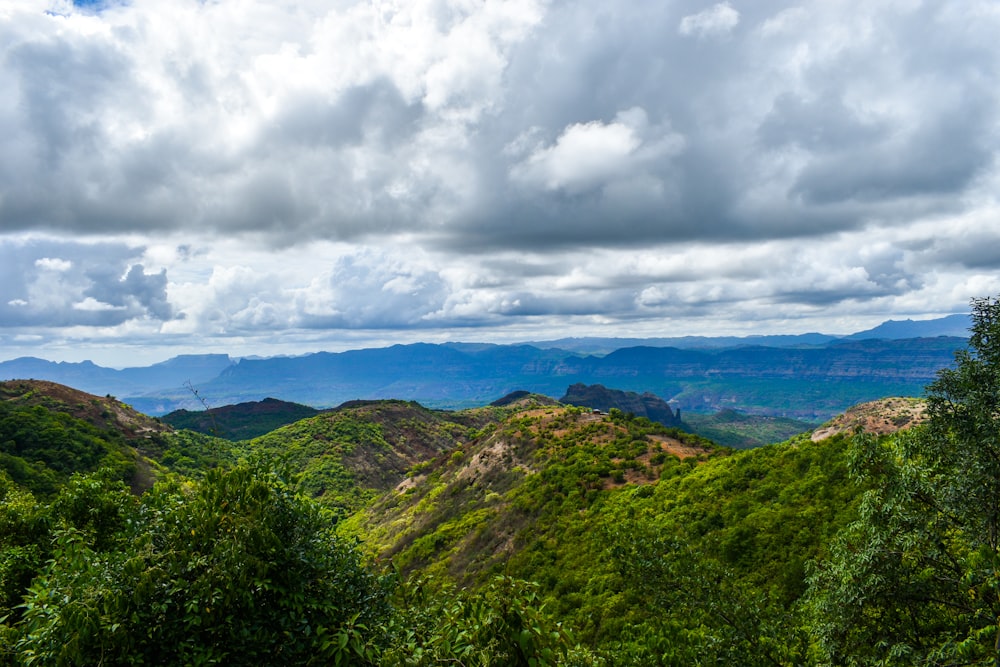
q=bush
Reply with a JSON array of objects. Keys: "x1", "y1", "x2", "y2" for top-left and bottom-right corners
[{"x1": 13, "y1": 460, "x2": 392, "y2": 666}]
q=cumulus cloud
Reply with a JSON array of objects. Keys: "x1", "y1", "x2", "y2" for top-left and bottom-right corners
[
  {"x1": 509, "y1": 107, "x2": 685, "y2": 195},
  {"x1": 678, "y1": 3, "x2": 740, "y2": 38},
  {"x1": 0, "y1": 239, "x2": 174, "y2": 327},
  {"x1": 294, "y1": 250, "x2": 450, "y2": 329},
  {"x1": 1, "y1": 0, "x2": 999, "y2": 363}
]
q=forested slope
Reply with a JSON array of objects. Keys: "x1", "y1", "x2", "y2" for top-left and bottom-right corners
[{"x1": 3, "y1": 298, "x2": 1000, "y2": 664}]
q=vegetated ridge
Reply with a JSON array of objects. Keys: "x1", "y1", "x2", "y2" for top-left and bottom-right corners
[
  {"x1": 0, "y1": 379, "x2": 174, "y2": 494},
  {"x1": 0, "y1": 371, "x2": 969, "y2": 663},
  {"x1": 342, "y1": 399, "x2": 722, "y2": 588},
  {"x1": 809, "y1": 396, "x2": 928, "y2": 441},
  {"x1": 241, "y1": 399, "x2": 491, "y2": 514},
  {"x1": 0, "y1": 379, "x2": 170, "y2": 442},
  {"x1": 161, "y1": 397, "x2": 323, "y2": 440},
  {"x1": 682, "y1": 408, "x2": 818, "y2": 449}
]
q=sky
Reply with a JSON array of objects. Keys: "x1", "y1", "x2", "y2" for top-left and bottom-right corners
[{"x1": 1, "y1": 0, "x2": 997, "y2": 367}]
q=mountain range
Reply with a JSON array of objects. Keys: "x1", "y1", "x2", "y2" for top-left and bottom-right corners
[{"x1": 0, "y1": 314, "x2": 970, "y2": 421}]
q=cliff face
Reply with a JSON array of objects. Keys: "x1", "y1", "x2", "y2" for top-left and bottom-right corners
[{"x1": 560, "y1": 383, "x2": 683, "y2": 427}]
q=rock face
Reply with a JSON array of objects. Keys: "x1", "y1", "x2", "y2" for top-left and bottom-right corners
[{"x1": 560, "y1": 383, "x2": 683, "y2": 428}]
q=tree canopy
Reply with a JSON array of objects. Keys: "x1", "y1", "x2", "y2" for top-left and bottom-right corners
[{"x1": 808, "y1": 296, "x2": 1000, "y2": 665}]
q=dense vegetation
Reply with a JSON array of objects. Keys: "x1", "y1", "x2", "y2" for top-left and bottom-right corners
[
  {"x1": 161, "y1": 397, "x2": 322, "y2": 440},
  {"x1": 1, "y1": 298, "x2": 999, "y2": 664},
  {"x1": 681, "y1": 407, "x2": 818, "y2": 448}
]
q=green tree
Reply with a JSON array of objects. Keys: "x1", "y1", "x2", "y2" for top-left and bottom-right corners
[
  {"x1": 381, "y1": 575, "x2": 583, "y2": 667},
  {"x1": 14, "y1": 460, "x2": 391, "y2": 666},
  {"x1": 808, "y1": 296, "x2": 1000, "y2": 665}
]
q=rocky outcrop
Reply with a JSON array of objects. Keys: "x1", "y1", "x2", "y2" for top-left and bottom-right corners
[{"x1": 560, "y1": 383, "x2": 682, "y2": 427}]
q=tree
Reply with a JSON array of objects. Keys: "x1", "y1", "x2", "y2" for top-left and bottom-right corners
[
  {"x1": 14, "y1": 460, "x2": 392, "y2": 666},
  {"x1": 808, "y1": 296, "x2": 1000, "y2": 665}
]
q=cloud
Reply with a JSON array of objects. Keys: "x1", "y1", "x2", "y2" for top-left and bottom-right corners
[
  {"x1": 0, "y1": 238, "x2": 174, "y2": 327},
  {"x1": 294, "y1": 250, "x2": 450, "y2": 329},
  {"x1": 512, "y1": 119, "x2": 641, "y2": 192},
  {"x1": 3, "y1": 0, "x2": 994, "y2": 251},
  {"x1": 2, "y1": 1, "x2": 1000, "y2": 364},
  {"x1": 679, "y1": 3, "x2": 740, "y2": 38},
  {"x1": 509, "y1": 107, "x2": 685, "y2": 196}
]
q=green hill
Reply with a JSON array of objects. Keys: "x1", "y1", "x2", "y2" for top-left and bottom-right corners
[
  {"x1": 4, "y1": 298, "x2": 1000, "y2": 665},
  {"x1": 340, "y1": 402, "x2": 862, "y2": 660},
  {"x1": 161, "y1": 397, "x2": 322, "y2": 440},
  {"x1": 241, "y1": 399, "x2": 491, "y2": 515},
  {"x1": 0, "y1": 380, "x2": 907, "y2": 662}
]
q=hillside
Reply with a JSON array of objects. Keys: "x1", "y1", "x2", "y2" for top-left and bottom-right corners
[
  {"x1": 0, "y1": 379, "x2": 170, "y2": 442},
  {"x1": 0, "y1": 380, "x2": 170, "y2": 494},
  {"x1": 0, "y1": 376, "x2": 973, "y2": 663},
  {"x1": 0, "y1": 380, "x2": 241, "y2": 494},
  {"x1": 809, "y1": 396, "x2": 928, "y2": 441},
  {"x1": 341, "y1": 401, "x2": 870, "y2": 658},
  {"x1": 343, "y1": 403, "x2": 722, "y2": 583},
  {"x1": 242, "y1": 399, "x2": 492, "y2": 514},
  {"x1": 161, "y1": 397, "x2": 322, "y2": 440}
]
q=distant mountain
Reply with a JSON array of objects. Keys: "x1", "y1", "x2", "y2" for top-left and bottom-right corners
[
  {"x1": 843, "y1": 313, "x2": 971, "y2": 340},
  {"x1": 560, "y1": 383, "x2": 683, "y2": 428},
  {"x1": 528, "y1": 314, "x2": 970, "y2": 354},
  {"x1": 0, "y1": 354, "x2": 233, "y2": 398},
  {"x1": 528, "y1": 333, "x2": 839, "y2": 354},
  {"x1": 0, "y1": 318, "x2": 970, "y2": 421}
]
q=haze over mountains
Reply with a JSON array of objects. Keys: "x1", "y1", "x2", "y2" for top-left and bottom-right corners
[{"x1": 0, "y1": 315, "x2": 970, "y2": 420}]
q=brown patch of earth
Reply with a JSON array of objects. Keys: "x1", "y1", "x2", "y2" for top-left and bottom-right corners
[{"x1": 811, "y1": 397, "x2": 928, "y2": 442}]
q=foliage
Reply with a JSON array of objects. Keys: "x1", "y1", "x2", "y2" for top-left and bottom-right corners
[
  {"x1": 0, "y1": 471, "x2": 47, "y2": 639},
  {"x1": 151, "y1": 429, "x2": 240, "y2": 478},
  {"x1": 599, "y1": 432, "x2": 859, "y2": 663},
  {"x1": 9, "y1": 461, "x2": 392, "y2": 666},
  {"x1": 807, "y1": 296, "x2": 1000, "y2": 665},
  {"x1": 380, "y1": 574, "x2": 592, "y2": 666},
  {"x1": 0, "y1": 403, "x2": 134, "y2": 496}
]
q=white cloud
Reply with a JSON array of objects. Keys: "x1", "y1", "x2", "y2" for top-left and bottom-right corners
[
  {"x1": 512, "y1": 118, "x2": 640, "y2": 192},
  {"x1": 510, "y1": 108, "x2": 683, "y2": 194},
  {"x1": 73, "y1": 297, "x2": 124, "y2": 312},
  {"x1": 679, "y1": 2, "x2": 739, "y2": 37},
  {"x1": 35, "y1": 257, "x2": 72, "y2": 271},
  {"x1": 0, "y1": 1, "x2": 998, "y2": 365}
]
